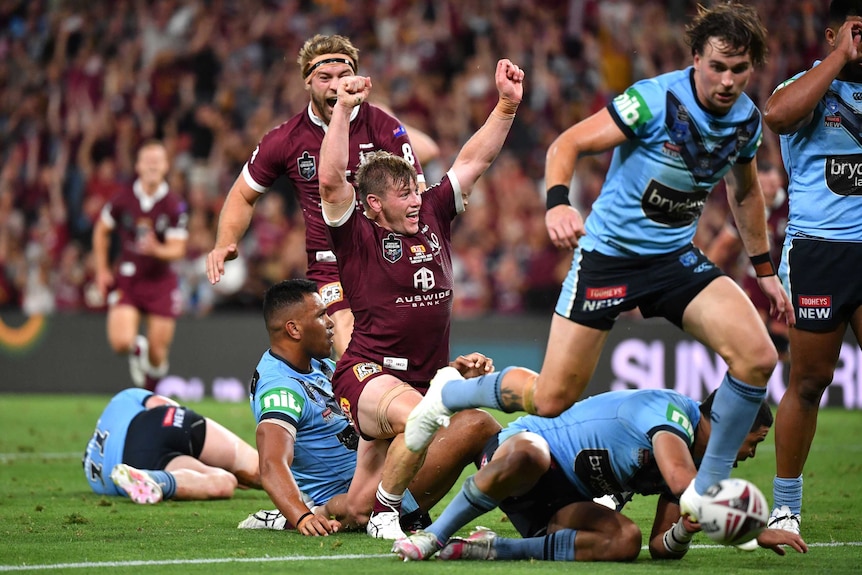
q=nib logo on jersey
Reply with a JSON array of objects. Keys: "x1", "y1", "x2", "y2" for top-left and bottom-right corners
[
  {"x1": 641, "y1": 180, "x2": 708, "y2": 227},
  {"x1": 797, "y1": 295, "x2": 832, "y2": 320},
  {"x1": 582, "y1": 285, "x2": 627, "y2": 312},
  {"x1": 826, "y1": 155, "x2": 862, "y2": 195}
]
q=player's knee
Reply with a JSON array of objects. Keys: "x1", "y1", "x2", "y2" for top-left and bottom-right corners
[
  {"x1": 793, "y1": 372, "x2": 833, "y2": 406},
  {"x1": 728, "y1": 339, "x2": 778, "y2": 385},
  {"x1": 208, "y1": 470, "x2": 238, "y2": 499},
  {"x1": 595, "y1": 522, "x2": 641, "y2": 561},
  {"x1": 497, "y1": 444, "x2": 549, "y2": 484}
]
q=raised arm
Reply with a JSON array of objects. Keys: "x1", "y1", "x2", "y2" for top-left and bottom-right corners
[
  {"x1": 449, "y1": 59, "x2": 524, "y2": 196},
  {"x1": 764, "y1": 20, "x2": 860, "y2": 134},
  {"x1": 319, "y1": 76, "x2": 372, "y2": 222}
]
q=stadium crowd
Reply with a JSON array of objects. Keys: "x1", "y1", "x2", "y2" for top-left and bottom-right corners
[{"x1": 0, "y1": 0, "x2": 823, "y2": 319}]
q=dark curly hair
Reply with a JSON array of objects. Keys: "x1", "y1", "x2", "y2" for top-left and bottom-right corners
[{"x1": 685, "y1": 3, "x2": 768, "y2": 68}]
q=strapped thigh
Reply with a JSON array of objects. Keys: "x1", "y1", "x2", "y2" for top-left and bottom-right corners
[{"x1": 376, "y1": 383, "x2": 413, "y2": 437}]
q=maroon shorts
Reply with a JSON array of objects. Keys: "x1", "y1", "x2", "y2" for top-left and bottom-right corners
[
  {"x1": 307, "y1": 260, "x2": 350, "y2": 314},
  {"x1": 333, "y1": 360, "x2": 385, "y2": 438},
  {"x1": 111, "y1": 274, "x2": 182, "y2": 318}
]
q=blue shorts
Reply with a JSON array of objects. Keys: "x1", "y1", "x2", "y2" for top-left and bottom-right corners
[
  {"x1": 555, "y1": 244, "x2": 724, "y2": 330},
  {"x1": 780, "y1": 237, "x2": 862, "y2": 332},
  {"x1": 478, "y1": 432, "x2": 587, "y2": 538}
]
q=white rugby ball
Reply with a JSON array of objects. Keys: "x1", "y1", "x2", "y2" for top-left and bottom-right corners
[{"x1": 698, "y1": 478, "x2": 768, "y2": 546}]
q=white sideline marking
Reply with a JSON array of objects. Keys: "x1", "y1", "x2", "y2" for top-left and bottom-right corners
[
  {"x1": 1, "y1": 544, "x2": 860, "y2": 572},
  {"x1": 0, "y1": 554, "x2": 392, "y2": 572}
]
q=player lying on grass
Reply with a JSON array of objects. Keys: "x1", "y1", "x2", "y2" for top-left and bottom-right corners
[
  {"x1": 239, "y1": 279, "x2": 500, "y2": 536},
  {"x1": 83, "y1": 388, "x2": 261, "y2": 503},
  {"x1": 393, "y1": 386, "x2": 808, "y2": 561}
]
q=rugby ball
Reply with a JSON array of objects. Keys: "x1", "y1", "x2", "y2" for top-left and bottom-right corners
[{"x1": 698, "y1": 478, "x2": 768, "y2": 546}]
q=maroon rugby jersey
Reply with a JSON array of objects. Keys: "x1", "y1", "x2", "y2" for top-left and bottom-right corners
[
  {"x1": 328, "y1": 175, "x2": 461, "y2": 388},
  {"x1": 243, "y1": 103, "x2": 423, "y2": 281},
  {"x1": 102, "y1": 181, "x2": 189, "y2": 284}
]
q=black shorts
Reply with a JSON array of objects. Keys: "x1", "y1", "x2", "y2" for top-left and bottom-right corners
[
  {"x1": 556, "y1": 244, "x2": 724, "y2": 329},
  {"x1": 123, "y1": 405, "x2": 206, "y2": 470},
  {"x1": 478, "y1": 433, "x2": 587, "y2": 538},
  {"x1": 783, "y1": 238, "x2": 862, "y2": 332}
]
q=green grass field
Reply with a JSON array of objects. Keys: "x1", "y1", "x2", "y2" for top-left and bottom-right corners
[{"x1": 0, "y1": 394, "x2": 859, "y2": 574}]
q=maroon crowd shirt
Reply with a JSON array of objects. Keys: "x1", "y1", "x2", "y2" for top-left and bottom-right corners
[
  {"x1": 101, "y1": 181, "x2": 188, "y2": 318},
  {"x1": 327, "y1": 173, "x2": 464, "y2": 405},
  {"x1": 243, "y1": 102, "x2": 424, "y2": 309}
]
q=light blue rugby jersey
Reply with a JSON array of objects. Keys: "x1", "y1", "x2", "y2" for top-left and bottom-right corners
[
  {"x1": 250, "y1": 352, "x2": 357, "y2": 505},
  {"x1": 83, "y1": 388, "x2": 151, "y2": 495},
  {"x1": 504, "y1": 389, "x2": 701, "y2": 498},
  {"x1": 776, "y1": 62, "x2": 862, "y2": 242},
  {"x1": 583, "y1": 67, "x2": 762, "y2": 256}
]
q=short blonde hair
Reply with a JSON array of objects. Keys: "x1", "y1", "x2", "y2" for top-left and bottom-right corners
[{"x1": 355, "y1": 151, "x2": 417, "y2": 205}]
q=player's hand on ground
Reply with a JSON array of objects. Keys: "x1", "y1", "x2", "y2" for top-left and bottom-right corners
[
  {"x1": 337, "y1": 76, "x2": 372, "y2": 109},
  {"x1": 756, "y1": 528, "x2": 808, "y2": 555},
  {"x1": 545, "y1": 205, "x2": 585, "y2": 250},
  {"x1": 297, "y1": 513, "x2": 341, "y2": 536},
  {"x1": 495, "y1": 59, "x2": 524, "y2": 104},
  {"x1": 451, "y1": 352, "x2": 494, "y2": 378},
  {"x1": 756, "y1": 275, "x2": 796, "y2": 327},
  {"x1": 206, "y1": 244, "x2": 239, "y2": 284}
]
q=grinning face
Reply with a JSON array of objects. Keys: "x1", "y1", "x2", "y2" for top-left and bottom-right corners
[
  {"x1": 370, "y1": 179, "x2": 423, "y2": 236},
  {"x1": 692, "y1": 37, "x2": 754, "y2": 115},
  {"x1": 307, "y1": 61, "x2": 356, "y2": 125}
]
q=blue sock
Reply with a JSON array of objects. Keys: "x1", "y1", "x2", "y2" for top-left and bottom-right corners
[
  {"x1": 773, "y1": 476, "x2": 803, "y2": 515},
  {"x1": 495, "y1": 529, "x2": 578, "y2": 561},
  {"x1": 147, "y1": 470, "x2": 177, "y2": 499},
  {"x1": 441, "y1": 367, "x2": 512, "y2": 411},
  {"x1": 694, "y1": 373, "x2": 766, "y2": 494},
  {"x1": 427, "y1": 476, "x2": 499, "y2": 544},
  {"x1": 401, "y1": 489, "x2": 419, "y2": 514}
]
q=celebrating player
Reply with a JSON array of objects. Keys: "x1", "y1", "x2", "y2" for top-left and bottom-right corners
[
  {"x1": 318, "y1": 59, "x2": 524, "y2": 538},
  {"x1": 92, "y1": 140, "x2": 188, "y2": 391},
  {"x1": 206, "y1": 34, "x2": 438, "y2": 359}
]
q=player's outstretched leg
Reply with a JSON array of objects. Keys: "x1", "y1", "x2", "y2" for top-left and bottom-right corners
[{"x1": 403, "y1": 366, "x2": 458, "y2": 452}]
